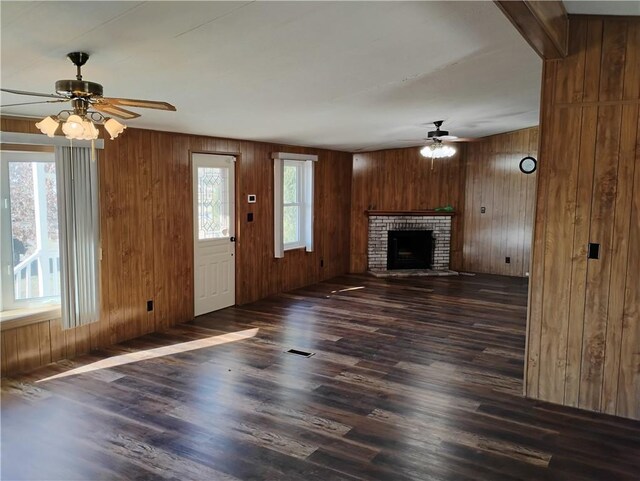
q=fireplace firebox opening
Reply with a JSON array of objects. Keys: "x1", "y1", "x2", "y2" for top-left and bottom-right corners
[{"x1": 387, "y1": 230, "x2": 434, "y2": 270}]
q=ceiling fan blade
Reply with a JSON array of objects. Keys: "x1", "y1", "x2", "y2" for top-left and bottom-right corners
[
  {"x1": 101, "y1": 97, "x2": 176, "y2": 111},
  {"x1": 1, "y1": 88, "x2": 66, "y2": 99},
  {"x1": 93, "y1": 103, "x2": 141, "y2": 120},
  {"x1": 1, "y1": 99, "x2": 69, "y2": 108}
]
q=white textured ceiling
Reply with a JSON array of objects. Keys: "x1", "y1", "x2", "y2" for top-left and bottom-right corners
[{"x1": 1, "y1": 1, "x2": 542, "y2": 152}]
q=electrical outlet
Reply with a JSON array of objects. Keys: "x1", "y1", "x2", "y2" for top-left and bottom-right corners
[
  {"x1": 505, "y1": 257, "x2": 511, "y2": 264},
  {"x1": 481, "y1": 206, "x2": 486, "y2": 214},
  {"x1": 320, "y1": 259, "x2": 324, "y2": 267},
  {"x1": 147, "y1": 300, "x2": 154, "y2": 312}
]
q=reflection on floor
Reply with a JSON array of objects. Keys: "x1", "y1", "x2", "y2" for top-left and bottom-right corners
[{"x1": 2, "y1": 273, "x2": 640, "y2": 481}]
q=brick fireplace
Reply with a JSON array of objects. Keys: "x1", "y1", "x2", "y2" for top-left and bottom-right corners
[{"x1": 367, "y1": 211, "x2": 453, "y2": 272}]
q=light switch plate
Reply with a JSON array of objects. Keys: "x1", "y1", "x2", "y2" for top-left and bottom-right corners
[{"x1": 248, "y1": 194, "x2": 257, "y2": 203}]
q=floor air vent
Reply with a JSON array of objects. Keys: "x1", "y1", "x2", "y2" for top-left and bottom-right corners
[{"x1": 286, "y1": 349, "x2": 315, "y2": 358}]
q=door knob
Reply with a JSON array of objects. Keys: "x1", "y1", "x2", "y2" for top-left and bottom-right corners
[{"x1": 230, "y1": 236, "x2": 236, "y2": 242}]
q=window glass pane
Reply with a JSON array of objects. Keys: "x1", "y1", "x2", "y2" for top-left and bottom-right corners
[
  {"x1": 283, "y1": 206, "x2": 299, "y2": 244},
  {"x1": 283, "y1": 165, "x2": 297, "y2": 204},
  {"x1": 197, "y1": 167, "x2": 230, "y2": 240},
  {"x1": 9, "y1": 161, "x2": 60, "y2": 301}
]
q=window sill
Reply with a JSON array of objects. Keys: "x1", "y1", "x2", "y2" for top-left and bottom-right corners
[
  {"x1": 0, "y1": 306, "x2": 61, "y2": 331},
  {"x1": 284, "y1": 244, "x2": 307, "y2": 252}
]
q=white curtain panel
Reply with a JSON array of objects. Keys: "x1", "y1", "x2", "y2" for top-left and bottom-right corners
[{"x1": 55, "y1": 146, "x2": 100, "y2": 329}]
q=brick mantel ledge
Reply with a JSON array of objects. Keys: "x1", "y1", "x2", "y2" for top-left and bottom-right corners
[{"x1": 366, "y1": 210, "x2": 455, "y2": 216}]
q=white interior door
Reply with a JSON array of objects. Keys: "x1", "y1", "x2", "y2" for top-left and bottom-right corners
[{"x1": 193, "y1": 153, "x2": 235, "y2": 316}]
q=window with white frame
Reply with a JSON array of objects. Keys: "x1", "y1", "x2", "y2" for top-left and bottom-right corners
[
  {"x1": 272, "y1": 152, "x2": 316, "y2": 258},
  {"x1": 283, "y1": 160, "x2": 305, "y2": 249},
  {"x1": 0, "y1": 151, "x2": 61, "y2": 310},
  {"x1": 1, "y1": 135, "x2": 101, "y2": 329}
]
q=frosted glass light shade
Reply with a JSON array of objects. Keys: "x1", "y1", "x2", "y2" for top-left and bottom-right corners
[
  {"x1": 35, "y1": 116, "x2": 59, "y2": 137},
  {"x1": 420, "y1": 144, "x2": 456, "y2": 159},
  {"x1": 62, "y1": 114, "x2": 85, "y2": 139},
  {"x1": 80, "y1": 119, "x2": 99, "y2": 140},
  {"x1": 104, "y1": 118, "x2": 126, "y2": 140}
]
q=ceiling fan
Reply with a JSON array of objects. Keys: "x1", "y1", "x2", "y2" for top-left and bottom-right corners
[
  {"x1": 395, "y1": 120, "x2": 473, "y2": 145},
  {"x1": 419, "y1": 120, "x2": 466, "y2": 161},
  {"x1": 1, "y1": 52, "x2": 176, "y2": 140},
  {"x1": 425, "y1": 120, "x2": 458, "y2": 142}
]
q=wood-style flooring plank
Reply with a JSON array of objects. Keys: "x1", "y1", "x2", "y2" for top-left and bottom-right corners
[{"x1": 2, "y1": 274, "x2": 640, "y2": 481}]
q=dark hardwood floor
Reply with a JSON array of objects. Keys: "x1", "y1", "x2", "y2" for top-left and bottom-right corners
[{"x1": 2, "y1": 274, "x2": 640, "y2": 481}]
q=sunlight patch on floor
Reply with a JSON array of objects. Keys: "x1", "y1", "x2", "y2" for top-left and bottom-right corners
[{"x1": 37, "y1": 328, "x2": 259, "y2": 383}]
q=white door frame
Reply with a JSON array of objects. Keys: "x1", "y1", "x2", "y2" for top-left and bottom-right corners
[{"x1": 192, "y1": 152, "x2": 236, "y2": 316}]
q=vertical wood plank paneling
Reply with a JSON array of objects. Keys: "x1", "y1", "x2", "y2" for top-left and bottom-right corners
[
  {"x1": 93, "y1": 144, "x2": 111, "y2": 351},
  {"x1": 526, "y1": 60, "x2": 556, "y2": 399},
  {"x1": 349, "y1": 147, "x2": 465, "y2": 273},
  {"x1": 479, "y1": 140, "x2": 494, "y2": 273},
  {"x1": 578, "y1": 18, "x2": 629, "y2": 411},
  {"x1": 539, "y1": 105, "x2": 583, "y2": 404},
  {"x1": 16, "y1": 324, "x2": 41, "y2": 372},
  {"x1": 2, "y1": 116, "x2": 351, "y2": 376},
  {"x1": 564, "y1": 106, "x2": 597, "y2": 406},
  {"x1": 2, "y1": 329, "x2": 19, "y2": 374},
  {"x1": 603, "y1": 20, "x2": 640, "y2": 415},
  {"x1": 74, "y1": 324, "x2": 91, "y2": 357},
  {"x1": 522, "y1": 129, "x2": 537, "y2": 272},
  {"x1": 1, "y1": 333, "x2": 7, "y2": 376},
  {"x1": 527, "y1": 16, "x2": 640, "y2": 420},
  {"x1": 462, "y1": 128, "x2": 538, "y2": 277},
  {"x1": 616, "y1": 107, "x2": 640, "y2": 419},
  {"x1": 582, "y1": 19, "x2": 603, "y2": 103},
  {"x1": 64, "y1": 326, "x2": 76, "y2": 360},
  {"x1": 37, "y1": 321, "x2": 51, "y2": 365},
  {"x1": 602, "y1": 102, "x2": 639, "y2": 413},
  {"x1": 579, "y1": 105, "x2": 622, "y2": 410},
  {"x1": 49, "y1": 319, "x2": 65, "y2": 362}
]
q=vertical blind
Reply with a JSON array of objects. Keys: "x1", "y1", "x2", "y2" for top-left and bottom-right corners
[{"x1": 55, "y1": 146, "x2": 100, "y2": 328}]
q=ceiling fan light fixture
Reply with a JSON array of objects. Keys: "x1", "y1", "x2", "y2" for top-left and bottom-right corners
[
  {"x1": 104, "y1": 117, "x2": 126, "y2": 140},
  {"x1": 80, "y1": 118, "x2": 99, "y2": 140},
  {"x1": 35, "y1": 115, "x2": 59, "y2": 137},
  {"x1": 62, "y1": 114, "x2": 86, "y2": 139},
  {"x1": 420, "y1": 143, "x2": 456, "y2": 159}
]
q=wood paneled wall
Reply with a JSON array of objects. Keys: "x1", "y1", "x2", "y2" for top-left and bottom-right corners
[
  {"x1": 1, "y1": 117, "x2": 352, "y2": 375},
  {"x1": 463, "y1": 127, "x2": 538, "y2": 277},
  {"x1": 526, "y1": 16, "x2": 640, "y2": 420},
  {"x1": 350, "y1": 146, "x2": 466, "y2": 272}
]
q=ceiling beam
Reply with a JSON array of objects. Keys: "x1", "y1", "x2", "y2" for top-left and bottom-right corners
[{"x1": 495, "y1": 0, "x2": 569, "y2": 59}]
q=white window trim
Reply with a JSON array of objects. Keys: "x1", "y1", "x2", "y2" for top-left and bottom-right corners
[
  {"x1": 0, "y1": 151, "x2": 61, "y2": 312},
  {"x1": 0, "y1": 132, "x2": 104, "y2": 149},
  {"x1": 283, "y1": 160, "x2": 306, "y2": 251},
  {"x1": 272, "y1": 152, "x2": 316, "y2": 258},
  {"x1": 1, "y1": 143, "x2": 101, "y2": 330}
]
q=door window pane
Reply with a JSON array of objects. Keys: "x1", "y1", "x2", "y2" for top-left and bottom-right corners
[
  {"x1": 197, "y1": 167, "x2": 230, "y2": 239},
  {"x1": 9, "y1": 161, "x2": 60, "y2": 300}
]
